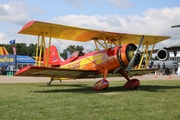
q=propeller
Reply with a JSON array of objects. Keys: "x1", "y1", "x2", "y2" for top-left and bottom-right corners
[{"x1": 127, "y1": 35, "x2": 144, "y2": 73}]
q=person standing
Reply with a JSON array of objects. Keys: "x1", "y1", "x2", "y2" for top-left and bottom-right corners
[
  {"x1": 157, "y1": 63, "x2": 160, "y2": 75},
  {"x1": 163, "y1": 62, "x2": 165, "y2": 69},
  {"x1": 162, "y1": 62, "x2": 166, "y2": 75}
]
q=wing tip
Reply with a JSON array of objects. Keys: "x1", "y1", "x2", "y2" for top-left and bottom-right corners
[{"x1": 18, "y1": 20, "x2": 37, "y2": 34}]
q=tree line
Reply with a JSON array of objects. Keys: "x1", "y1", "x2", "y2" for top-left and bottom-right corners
[{"x1": 0, "y1": 43, "x2": 84, "y2": 60}]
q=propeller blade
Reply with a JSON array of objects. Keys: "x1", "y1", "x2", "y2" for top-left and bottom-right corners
[
  {"x1": 136, "y1": 35, "x2": 144, "y2": 51},
  {"x1": 127, "y1": 55, "x2": 136, "y2": 72},
  {"x1": 127, "y1": 35, "x2": 144, "y2": 73}
]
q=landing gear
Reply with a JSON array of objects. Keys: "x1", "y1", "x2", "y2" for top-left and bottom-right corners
[
  {"x1": 93, "y1": 79, "x2": 109, "y2": 91},
  {"x1": 93, "y1": 69, "x2": 109, "y2": 91},
  {"x1": 47, "y1": 78, "x2": 54, "y2": 85},
  {"x1": 47, "y1": 78, "x2": 62, "y2": 85},
  {"x1": 123, "y1": 78, "x2": 140, "y2": 89}
]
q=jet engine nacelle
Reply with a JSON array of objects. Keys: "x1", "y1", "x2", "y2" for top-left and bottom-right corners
[{"x1": 156, "y1": 48, "x2": 169, "y2": 61}]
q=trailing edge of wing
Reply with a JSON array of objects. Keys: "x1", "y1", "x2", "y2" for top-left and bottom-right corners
[
  {"x1": 18, "y1": 20, "x2": 170, "y2": 44},
  {"x1": 15, "y1": 66, "x2": 98, "y2": 78}
]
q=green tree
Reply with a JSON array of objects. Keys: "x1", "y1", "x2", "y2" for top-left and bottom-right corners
[
  {"x1": 0, "y1": 43, "x2": 37, "y2": 56},
  {"x1": 26, "y1": 43, "x2": 36, "y2": 57},
  {"x1": 60, "y1": 45, "x2": 84, "y2": 60},
  {"x1": 15, "y1": 43, "x2": 27, "y2": 55}
]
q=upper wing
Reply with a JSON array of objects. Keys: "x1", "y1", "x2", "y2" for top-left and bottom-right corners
[
  {"x1": 15, "y1": 66, "x2": 98, "y2": 78},
  {"x1": 18, "y1": 20, "x2": 170, "y2": 45}
]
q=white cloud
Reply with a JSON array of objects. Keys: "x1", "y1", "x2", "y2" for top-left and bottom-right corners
[
  {"x1": 0, "y1": 1, "x2": 46, "y2": 45},
  {"x1": 51, "y1": 7, "x2": 180, "y2": 34},
  {"x1": 50, "y1": 7, "x2": 180, "y2": 49},
  {"x1": 107, "y1": 0, "x2": 133, "y2": 8},
  {"x1": 0, "y1": 1, "x2": 31, "y2": 25},
  {"x1": 0, "y1": 1, "x2": 45, "y2": 25},
  {"x1": 63, "y1": 0, "x2": 133, "y2": 9},
  {"x1": 1, "y1": 1, "x2": 180, "y2": 53},
  {"x1": 0, "y1": 32, "x2": 8, "y2": 44},
  {"x1": 64, "y1": 0, "x2": 84, "y2": 8}
]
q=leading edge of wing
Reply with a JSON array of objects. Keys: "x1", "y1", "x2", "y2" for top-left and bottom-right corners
[
  {"x1": 18, "y1": 20, "x2": 170, "y2": 44},
  {"x1": 14, "y1": 66, "x2": 98, "y2": 78}
]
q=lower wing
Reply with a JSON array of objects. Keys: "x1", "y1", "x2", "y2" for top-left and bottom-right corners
[
  {"x1": 104, "y1": 69, "x2": 156, "y2": 77},
  {"x1": 14, "y1": 66, "x2": 98, "y2": 78},
  {"x1": 15, "y1": 66, "x2": 156, "y2": 79}
]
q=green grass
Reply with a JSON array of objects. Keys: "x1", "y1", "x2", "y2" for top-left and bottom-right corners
[{"x1": 0, "y1": 80, "x2": 180, "y2": 120}]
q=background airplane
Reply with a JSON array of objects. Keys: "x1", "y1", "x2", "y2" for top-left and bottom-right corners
[
  {"x1": 151, "y1": 44, "x2": 180, "y2": 61},
  {"x1": 148, "y1": 43, "x2": 180, "y2": 74}
]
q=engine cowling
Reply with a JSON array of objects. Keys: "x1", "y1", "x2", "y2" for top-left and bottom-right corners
[
  {"x1": 156, "y1": 48, "x2": 169, "y2": 61},
  {"x1": 117, "y1": 43, "x2": 141, "y2": 67}
]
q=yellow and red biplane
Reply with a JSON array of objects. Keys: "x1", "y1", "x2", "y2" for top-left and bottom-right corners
[{"x1": 15, "y1": 20, "x2": 170, "y2": 90}]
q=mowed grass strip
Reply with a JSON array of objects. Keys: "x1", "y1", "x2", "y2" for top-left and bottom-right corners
[{"x1": 0, "y1": 80, "x2": 180, "y2": 120}]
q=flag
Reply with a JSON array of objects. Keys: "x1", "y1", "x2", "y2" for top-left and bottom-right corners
[
  {"x1": 9, "y1": 39, "x2": 15, "y2": 45},
  {"x1": 12, "y1": 46, "x2": 16, "y2": 55}
]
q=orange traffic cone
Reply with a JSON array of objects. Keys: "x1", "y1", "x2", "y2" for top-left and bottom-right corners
[
  {"x1": 169, "y1": 75, "x2": 171, "y2": 79},
  {"x1": 154, "y1": 71, "x2": 157, "y2": 78}
]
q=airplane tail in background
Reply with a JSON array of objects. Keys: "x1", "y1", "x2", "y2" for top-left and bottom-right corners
[
  {"x1": 43, "y1": 45, "x2": 62, "y2": 67},
  {"x1": 0, "y1": 47, "x2": 9, "y2": 55}
]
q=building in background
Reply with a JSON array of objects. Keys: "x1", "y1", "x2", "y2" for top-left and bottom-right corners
[{"x1": 0, "y1": 55, "x2": 35, "y2": 75}]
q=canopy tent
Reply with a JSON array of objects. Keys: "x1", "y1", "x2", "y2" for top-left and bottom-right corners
[{"x1": 17, "y1": 55, "x2": 35, "y2": 63}]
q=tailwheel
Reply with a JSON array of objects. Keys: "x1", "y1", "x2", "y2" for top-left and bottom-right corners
[{"x1": 123, "y1": 78, "x2": 140, "y2": 90}]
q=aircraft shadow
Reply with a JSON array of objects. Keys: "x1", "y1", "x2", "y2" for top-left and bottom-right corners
[
  {"x1": 33, "y1": 84, "x2": 180, "y2": 94},
  {"x1": 38, "y1": 83, "x2": 89, "y2": 88}
]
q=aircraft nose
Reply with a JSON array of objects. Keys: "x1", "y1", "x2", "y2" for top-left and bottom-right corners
[{"x1": 119, "y1": 43, "x2": 141, "y2": 67}]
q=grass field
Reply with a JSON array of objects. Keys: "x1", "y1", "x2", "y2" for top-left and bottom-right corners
[{"x1": 0, "y1": 80, "x2": 180, "y2": 120}]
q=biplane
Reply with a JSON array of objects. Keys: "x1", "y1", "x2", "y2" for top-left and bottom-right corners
[{"x1": 15, "y1": 20, "x2": 170, "y2": 90}]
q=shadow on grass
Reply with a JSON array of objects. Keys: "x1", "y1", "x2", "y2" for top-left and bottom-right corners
[
  {"x1": 33, "y1": 83, "x2": 180, "y2": 94},
  {"x1": 39, "y1": 83, "x2": 89, "y2": 88}
]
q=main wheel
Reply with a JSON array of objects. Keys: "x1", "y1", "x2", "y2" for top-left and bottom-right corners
[
  {"x1": 93, "y1": 79, "x2": 109, "y2": 91},
  {"x1": 123, "y1": 78, "x2": 140, "y2": 89}
]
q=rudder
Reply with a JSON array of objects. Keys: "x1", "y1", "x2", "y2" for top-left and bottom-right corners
[{"x1": 43, "y1": 45, "x2": 62, "y2": 67}]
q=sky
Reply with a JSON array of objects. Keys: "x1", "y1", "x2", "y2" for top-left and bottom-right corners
[{"x1": 0, "y1": 0, "x2": 180, "y2": 52}]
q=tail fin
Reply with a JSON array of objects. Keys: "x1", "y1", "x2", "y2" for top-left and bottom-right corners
[
  {"x1": 0, "y1": 47, "x2": 9, "y2": 55},
  {"x1": 43, "y1": 45, "x2": 62, "y2": 67}
]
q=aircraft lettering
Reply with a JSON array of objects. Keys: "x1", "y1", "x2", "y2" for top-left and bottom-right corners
[
  {"x1": 0, "y1": 57, "x2": 14, "y2": 63},
  {"x1": 68, "y1": 62, "x2": 80, "y2": 69},
  {"x1": 63, "y1": 30, "x2": 76, "y2": 39}
]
